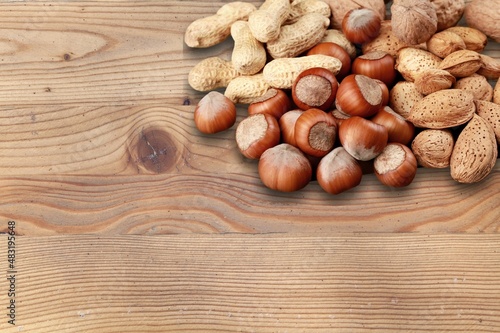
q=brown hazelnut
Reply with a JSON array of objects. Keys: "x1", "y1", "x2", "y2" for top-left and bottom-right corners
[
  {"x1": 258, "y1": 143, "x2": 312, "y2": 192},
  {"x1": 292, "y1": 67, "x2": 338, "y2": 111},
  {"x1": 374, "y1": 143, "x2": 417, "y2": 187},
  {"x1": 335, "y1": 74, "x2": 384, "y2": 118},
  {"x1": 342, "y1": 8, "x2": 381, "y2": 44}
]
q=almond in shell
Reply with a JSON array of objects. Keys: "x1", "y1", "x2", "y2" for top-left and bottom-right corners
[
  {"x1": 495, "y1": 78, "x2": 500, "y2": 104},
  {"x1": 475, "y1": 100, "x2": 500, "y2": 144},
  {"x1": 395, "y1": 47, "x2": 442, "y2": 82},
  {"x1": 414, "y1": 68, "x2": 456, "y2": 95},
  {"x1": 389, "y1": 81, "x2": 424, "y2": 119},
  {"x1": 426, "y1": 30, "x2": 465, "y2": 58},
  {"x1": 408, "y1": 89, "x2": 475, "y2": 129},
  {"x1": 450, "y1": 114, "x2": 498, "y2": 183},
  {"x1": 477, "y1": 54, "x2": 500, "y2": 80},
  {"x1": 454, "y1": 74, "x2": 493, "y2": 101},
  {"x1": 438, "y1": 49, "x2": 482, "y2": 78},
  {"x1": 362, "y1": 20, "x2": 412, "y2": 58},
  {"x1": 411, "y1": 129, "x2": 454, "y2": 168},
  {"x1": 445, "y1": 26, "x2": 487, "y2": 52}
]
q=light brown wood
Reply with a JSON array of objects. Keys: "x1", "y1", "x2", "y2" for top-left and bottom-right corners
[
  {"x1": 0, "y1": 2, "x2": 499, "y2": 332},
  {"x1": 0, "y1": 170, "x2": 499, "y2": 235},
  {"x1": 1, "y1": 234, "x2": 500, "y2": 333}
]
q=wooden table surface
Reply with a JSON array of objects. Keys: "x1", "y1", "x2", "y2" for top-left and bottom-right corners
[{"x1": 0, "y1": 1, "x2": 499, "y2": 332}]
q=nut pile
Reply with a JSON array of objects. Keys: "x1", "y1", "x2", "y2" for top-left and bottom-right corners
[{"x1": 185, "y1": 0, "x2": 500, "y2": 193}]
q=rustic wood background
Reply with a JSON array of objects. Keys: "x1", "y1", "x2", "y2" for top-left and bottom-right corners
[{"x1": 0, "y1": 1, "x2": 499, "y2": 332}]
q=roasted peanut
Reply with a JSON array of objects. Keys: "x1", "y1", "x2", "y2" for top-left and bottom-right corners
[
  {"x1": 185, "y1": 2, "x2": 256, "y2": 48},
  {"x1": 231, "y1": 21, "x2": 267, "y2": 75},
  {"x1": 188, "y1": 57, "x2": 240, "y2": 92}
]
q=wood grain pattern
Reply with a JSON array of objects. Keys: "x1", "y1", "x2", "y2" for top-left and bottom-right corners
[
  {"x1": 0, "y1": 170, "x2": 499, "y2": 235},
  {"x1": 0, "y1": 2, "x2": 499, "y2": 332},
  {"x1": 0, "y1": 1, "x2": 498, "y2": 235},
  {"x1": 1, "y1": 234, "x2": 499, "y2": 332}
]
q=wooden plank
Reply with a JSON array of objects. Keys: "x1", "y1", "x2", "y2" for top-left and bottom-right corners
[
  {"x1": 0, "y1": 234, "x2": 499, "y2": 332},
  {"x1": 0, "y1": 1, "x2": 495, "y2": 107},
  {"x1": 0, "y1": 1, "x2": 254, "y2": 106},
  {"x1": 0, "y1": 171, "x2": 498, "y2": 235}
]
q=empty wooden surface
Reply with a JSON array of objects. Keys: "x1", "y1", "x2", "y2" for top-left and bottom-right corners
[
  {"x1": 0, "y1": 1, "x2": 499, "y2": 332},
  {"x1": 1, "y1": 234, "x2": 500, "y2": 332}
]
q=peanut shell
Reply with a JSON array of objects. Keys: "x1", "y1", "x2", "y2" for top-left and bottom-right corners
[
  {"x1": 450, "y1": 114, "x2": 498, "y2": 183},
  {"x1": 224, "y1": 74, "x2": 270, "y2": 104},
  {"x1": 287, "y1": 0, "x2": 331, "y2": 24},
  {"x1": 263, "y1": 55, "x2": 342, "y2": 89},
  {"x1": 188, "y1": 57, "x2": 240, "y2": 92},
  {"x1": 248, "y1": 0, "x2": 291, "y2": 43},
  {"x1": 267, "y1": 13, "x2": 329, "y2": 59},
  {"x1": 184, "y1": 2, "x2": 257, "y2": 48},
  {"x1": 408, "y1": 89, "x2": 475, "y2": 129},
  {"x1": 231, "y1": 21, "x2": 267, "y2": 75}
]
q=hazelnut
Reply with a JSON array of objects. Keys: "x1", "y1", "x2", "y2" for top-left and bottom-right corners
[
  {"x1": 235, "y1": 113, "x2": 280, "y2": 159},
  {"x1": 258, "y1": 143, "x2": 312, "y2": 192},
  {"x1": 279, "y1": 110, "x2": 304, "y2": 147},
  {"x1": 292, "y1": 67, "x2": 338, "y2": 111},
  {"x1": 194, "y1": 91, "x2": 237, "y2": 134},
  {"x1": 307, "y1": 42, "x2": 352, "y2": 79},
  {"x1": 316, "y1": 147, "x2": 363, "y2": 195},
  {"x1": 374, "y1": 143, "x2": 418, "y2": 187},
  {"x1": 351, "y1": 51, "x2": 396, "y2": 87},
  {"x1": 339, "y1": 116, "x2": 388, "y2": 161},
  {"x1": 323, "y1": 0, "x2": 385, "y2": 30},
  {"x1": 248, "y1": 88, "x2": 292, "y2": 120},
  {"x1": 342, "y1": 8, "x2": 381, "y2": 44},
  {"x1": 370, "y1": 106, "x2": 415, "y2": 145},
  {"x1": 294, "y1": 108, "x2": 337, "y2": 158},
  {"x1": 335, "y1": 74, "x2": 384, "y2": 118}
]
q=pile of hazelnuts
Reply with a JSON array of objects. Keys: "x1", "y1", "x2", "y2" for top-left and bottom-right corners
[{"x1": 194, "y1": 8, "x2": 419, "y2": 194}]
